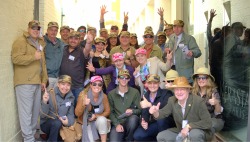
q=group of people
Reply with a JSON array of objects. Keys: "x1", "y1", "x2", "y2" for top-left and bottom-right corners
[{"x1": 11, "y1": 6, "x2": 231, "y2": 142}]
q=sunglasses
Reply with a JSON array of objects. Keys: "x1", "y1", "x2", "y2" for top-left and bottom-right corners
[
  {"x1": 91, "y1": 82, "x2": 103, "y2": 87},
  {"x1": 111, "y1": 27, "x2": 118, "y2": 30},
  {"x1": 144, "y1": 35, "x2": 154, "y2": 38},
  {"x1": 31, "y1": 26, "x2": 40, "y2": 31},
  {"x1": 79, "y1": 29, "x2": 86, "y2": 33},
  {"x1": 167, "y1": 80, "x2": 174, "y2": 83},
  {"x1": 119, "y1": 76, "x2": 130, "y2": 80},
  {"x1": 197, "y1": 76, "x2": 208, "y2": 80}
]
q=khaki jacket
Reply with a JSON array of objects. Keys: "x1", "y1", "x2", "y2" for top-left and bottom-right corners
[{"x1": 11, "y1": 32, "x2": 48, "y2": 86}]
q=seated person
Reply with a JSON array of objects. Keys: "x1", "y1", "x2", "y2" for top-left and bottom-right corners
[
  {"x1": 75, "y1": 76, "x2": 110, "y2": 142},
  {"x1": 164, "y1": 69, "x2": 179, "y2": 88},
  {"x1": 149, "y1": 77, "x2": 213, "y2": 142},
  {"x1": 134, "y1": 74, "x2": 175, "y2": 141},
  {"x1": 192, "y1": 67, "x2": 224, "y2": 133},
  {"x1": 108, "y1": 69, "x2": 141, "y2": 141},
  {"x1": 40, "y1": 75, "x2": 75, "y2": 141}
]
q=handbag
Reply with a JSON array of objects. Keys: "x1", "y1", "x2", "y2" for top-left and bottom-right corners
[{"x1": 49, "y1": 89, "x2": 82, "y2": 142}]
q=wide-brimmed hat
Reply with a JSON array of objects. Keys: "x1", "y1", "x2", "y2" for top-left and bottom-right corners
[
  {"x1": 168, "y1": 77, "x2": 192, "y2": 88},
  {"x1": 164, "y1": 69, "x2": 179, "y2": 81},
  {"x1": 192, "y1": 67, "x2": 215, "y2": 81},
  {"x1": 146, "y1": 74, "x2": 160, "y2": 82},
  {"x1": 231, "y1": 22, "x2": 246, "y2": 29},
  {"x1": 58, "y1": 75, "x2": 72, "y2": 84},
  {"x1": 99, "y1": 28, "x2": 108, "y2": 34}
]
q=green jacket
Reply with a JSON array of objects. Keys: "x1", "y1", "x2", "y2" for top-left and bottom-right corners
[
  {"x1": 11, "y1": 32, "x2": 48, "y2": 86},
  {"x1": 158, "y1": 94, "x2": 213, "y2": 141},
  {"x1": 108, "y1": 87, "x2": 141, "y2": 126},
  {"x1": 141, "y1": 44, "x2": 163, "y2": 61}
]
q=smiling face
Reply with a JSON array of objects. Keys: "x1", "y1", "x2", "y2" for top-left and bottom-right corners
[
  {"x1": 47, "y1": 26, "x2": 58, "y2": 39},
  {"x1": 57, "y1": 82, "x2": 71, "y2": 96},
  {"x1": 95, "y1": 42, "x2": 105, "y2": 52},
  {"x1": 157, "y1": 35, "x2": 166, "y2": 45},
  {"x1": 68, "y1": 36, "x2": 80, "y2": 48},
  {"x1": 28, "y1": 26, "x2": 40, "y2": 39},
  {"x1": 173, "y1": 25, "x2": 184, "y2": 36},
  {"x1": 114, "y1": 59, "x2": 124, "y2": 69},
  {"x1": 196, "y1": 75, "x2": 208, "y2": 88},
  {"x1": 118, "y1": 75, "x2": 130, "y2": 87},
  {"x1": 90, "y1": 81, "x2": 103, "y2": 94},
  {"x1": 110, "y1": 37, "x2": 118, "y2": 46},
  {"x1": 147, "y1": 81, "x2": 160, "y2": 93},
  {"x1": 174, "y1": 87, "x2": 190, "y2": 102},
  {"x1": 136, "y1": 53, "x2": 147, "y2": 65},
  {"x1": 119, "y1": 36, "x2": 130, "y2": 46},
  {"x1": 60, "y1": 29, "x2": 70, "y2": 41},
  {"x1": 130, "y1": 36, "x2": 137, "y2": 46}
]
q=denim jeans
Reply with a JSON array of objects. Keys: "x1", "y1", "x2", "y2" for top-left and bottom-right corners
[
  {"x1": 71, "y1": 87, "x2": 84, "y2": 107},
  {"x1": 40, "y1": 119, "x2": 62, "y2": 141}
]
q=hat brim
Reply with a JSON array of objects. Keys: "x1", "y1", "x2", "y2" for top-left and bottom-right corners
[
  {"x1": 168, "y1": 85, "x2": 192, "y2": 89},
  {"x1": 192, "y1": 73, "x2": 215, "y2": 81}
]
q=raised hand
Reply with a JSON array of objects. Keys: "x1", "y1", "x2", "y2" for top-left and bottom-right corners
[
  {"x1": 157, "y1": 7, "x2": 164, "y2": 18},
  {"x1": 125, "y1": 109, "x2": 133, "y2": 116},
  {"x1": 186, "y1": 50, "x2": 193, "y2": 57},
  {"x1": 210, "y1": 9, "x2": 217, "y2": 20},
  {"x1": 149, "y1": 102, "x2": 160, "y2": 114},
  {"x1": 86, "y1": 31, "x2": 94, "y2": 44},
  {"x1": 140, "y1": 96, "x2": 151, "y2": 108},
  {"x1": 86, "y1": 62, "x2": 95, "y2": 72},
  {"x1": 34, "y1": 50, "x2": 42, "y2": 60},
  {"x1": 166, "y1": 50, "x2": 173, "y2": 61},
  {"x1": 208, "y1": 93, "x2": 219, "y2": 106},
  {"x1": 124, "y1": 12, "x2": 129, "y2": 24},
  {"x1": 100, "y1": 5, "x2": 108, "y2": 16},
  {"x1": 42, "y1": 88, "x2": 49, "y2": 104},
  {"x1": 141, "y1": 118, "x2": 148, "y2": 130}
]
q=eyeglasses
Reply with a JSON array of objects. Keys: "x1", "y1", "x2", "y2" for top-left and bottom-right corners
[
  {"x1": 143, "y1": 35, "x2": 154, "y2": 38},
  {"x1": 167, "y1": 80, "x2": 174, "y2": 83},
  {"x1": 31, "y1": 26, "x2": 40, "y2": 31},
  {"x1": 197, "y1": 76, "x2": 208, "y2": 80},
  {"x1": 119, "y1": 76, "x2": 130, "y2": 80},
  {"x1": 79, "y1": 29, "x2": 86, "y2": 33},
  {"x1": 91, "y1": 82, "x2": 103, "y2": 87},
  {"x1": 111, "y1": 27, "x2": 118, "y2": 30}
]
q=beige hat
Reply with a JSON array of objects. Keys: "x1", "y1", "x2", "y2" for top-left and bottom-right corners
[
  {"x1": 28, "y1": 20, "x2": 40, "y2": 28},
  {"x1": 173, "y1": 20, "x2": 184, "y2": 27},
  {"x1": 165, "y1": 69, "x2": 179, "y2": 81},
  {"x1": 192, "y1": 67, "x2": 215, "y2": 81},
  {"x1": 118, "y1": 69, "x2": 130, "y2": 78},
  {"x1": 164, "y1": 24, "x2": 173, "y2": 30},
  {"x1": 95, "y1": 37, "x2": 106, "y2": 44},
  {"x1": 99, "y1": 28, "x2": 108, "y2": 34},
  {"x1": 58, "y1": 75, "x2": 72, "y2": 84},
  {"x1": 145, "y1": 26, "x2": 153, "y2": 31},
  {"x1": 60, "y1": 25, "x2": 70, "y2": 32},
  {"x1": 120, "y1": 31, "x2": 130, "y2": 37},
  {"x1": 144, "y1": 30, "x2": 154, "y2": 36},
  {"x1": 157, "y1": 31, "x2": 166, "y2": 37},
  {"x1": 68, "y1": 31, "x2": 80, "y2": 38},
  {"x1": 168, "y1": 77, "x2": 192, "y2": 88},
  {"x1": 130, "y1": 33, "x2": 137, "y2": 38},
  {"x1": 87, "y1": 26, "x2": 97, "y2": 32},
  {"x1": 146, "y1": 74, "x2": 160, "y2": 82},
  {"x1": 48, "y1": 22, "x2": 59, "y2": 28},
  {"x1": 109, "y1": 32, "x2": 118, "y2": 38}
]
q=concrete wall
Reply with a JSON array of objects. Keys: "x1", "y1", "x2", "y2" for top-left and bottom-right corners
[{"x1": 0, "y1": 0, "x2": 34, "y2": 141}]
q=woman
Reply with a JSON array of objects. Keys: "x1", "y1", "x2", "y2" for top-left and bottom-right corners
[
  {"x1": 87, "y1": 52, "x2": 135, "y2": 94},
  {"x1": 130, "y1": 33, "x2": 140, "y2": 49},
  {"x1": 86, "y1": 37, "x2": 110, "y2": 93},
  {"x1": 40, "y1": 75, "x2": 75, "y2": 141},
  {"x1": 106, "y1": 32, "x2": 120, "y2": 53},
  {"x1": 134, "y1": 48, "x2": 172, "y2": 96},
  {"x1": 164, "y1": 69, "x2": 179, "y2": 88},
  {"x1": 192, "y1": 67, "x2": 224, "y2": 133},
  {"x1": 75, "y1": 76, "x2": 110, "y2": 142}
]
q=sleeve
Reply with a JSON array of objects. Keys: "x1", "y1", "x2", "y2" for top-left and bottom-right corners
[
  {"x1": 189, "y1": 100, "x2": 212, "y2": 130},
  {"x1": 188, "y1": 36, "x2": 202, "y2": 58},
  {"x1": 157, "y1": 97, "x2": 173, "y2": 119},
  {"x1": 96, "y1": 95, "x2": 110, "y2": 118},
  {"x1": 75, "y1": 92, "x2": 87, "y2": 118},
  {"x1": 100, "y1": 21, "x2": 105, "y2": 29},
  {"x1": 108, "y1": 94, "x2": 120, "y2": 126},
  {"x1": 95, "y1": 66, "x2": 114, "y2": 75},
  {"x1": 206, "y1": 22, "x2": 213, "y2": 44},
  {"x1": 41, "y1": 51, "x2": 48, "y2": 84},
  {"x1": 11, "y1": 38, "x2": 36, "y2": 65},
  {"x1": 66, "y1": 98, "x2": 75, "y2": 126},
  {"x1": 122, "y1": 23, "x2": 128, "y2": 31},
  {"x1": 131, "y1": 90, "x2": 142, "y2": 115},
  {"x1": 157, "y1": 57, "x2": 171, "y2": 72}
]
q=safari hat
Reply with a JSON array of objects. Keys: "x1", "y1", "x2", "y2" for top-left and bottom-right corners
[
  {"x1": 164, "y1": 24, "x2": 173, "y2": 31},
  {"x1": 99, "y1": 28, "x2": 108, "y2": 34},
  {"x1": 58, "y1": 75, "x2": 72, "y2": 84},
  {"x1": 145, "y1": 26, "x2": 153, "y2": 31},
  {"x1": 168, "y1": 77, "x2": 192, "y2": 88},
  {"x1": 165, "y1": 69, "x2": 179, "y2": 81},
  {"x1": 192, "y1": 67, "x2": 215, "y2": 81},
  {"x1": 87, "y1": 26, "x2": 97, "y2": 32},
  {"x1": 130, "y1": 33, "x2": 137, "y2": 38}
]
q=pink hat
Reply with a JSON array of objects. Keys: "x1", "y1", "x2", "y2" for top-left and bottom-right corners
[
  {"x1": 135, "y1": 48, "x2": 147, "y2": 55},
  {"x1": 90, "y1": 76, "x2": 103, "y2": 83},
  {"x1": 112, "y1": 53, "x2": 124, "y2": 62}
]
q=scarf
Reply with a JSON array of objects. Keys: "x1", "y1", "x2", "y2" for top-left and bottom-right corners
[
  {"x1": 140, "y1": 63, "x2": 149, "y2": 82},
  {"x1": 82, "y1": 89, "x2": 104, "y2": 142}
]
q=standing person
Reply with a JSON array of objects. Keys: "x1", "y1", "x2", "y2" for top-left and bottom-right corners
[
  {"x1": 99, "y1": 28, "x2": 109, "y2": 40},
  {"x1": 167, "y1": 20, "x2": 202, "y2": 83},
  {"x1": 134, "y1": 74, "x2": 175, "y2": 141},
  {"x1": 77, "y1": 26, "x2": 87, "y2": 42},
  {"x1": 60, "y1": 31, "x2": 93, "y2": 106},
  {"x1": 60, "y1": 25, "x2": 70, "y2": 45},
  {"x1": 110, "y1": 31, "x2": 138, "y2": 69},
  {"x1": 192, "y1": 67, "x2": 224, "y2": 133},
  {"x1": 11, "y1": 20, "x2": 48, "y2": 142},
  {"x1": 44, "y1": 22, "x2": 65, "y2": 90},
  {"x1": 108, "y1": 69, "x2": 141, "y2": 142},
  {"x1": 149, "y1": 77, "x2": 213, "y2": 142},
  {"x1": 75, "y1": 76, "x2": 110, "y2": 142},
  {"x1": 130, "y1": 33, "x2": 140, "y2": 49},
  {"x1": 106, "y1": 32, "x2": 120, "y2": 53},
  {"x1": 40, "y1": 75, "x2": 75, "y2": 141}
]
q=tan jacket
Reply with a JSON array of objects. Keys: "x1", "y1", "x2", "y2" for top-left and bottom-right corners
[{"x1": 11, "y1": 32, "x2": 48, "y2": 86}]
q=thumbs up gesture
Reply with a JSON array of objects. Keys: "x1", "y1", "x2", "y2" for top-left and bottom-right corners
[
  {"x1": 83, "y1": 95, "x2": 90, "y2": 106},
  {"x1": 140, "y1": 96, "x2": 151, "y2": 109},
  {"x1": 149, "y1": 102, "x2": 160, "y2": 114},
  {"x1": 208, "y1": 93, "x2": 218, "y2": 106}
]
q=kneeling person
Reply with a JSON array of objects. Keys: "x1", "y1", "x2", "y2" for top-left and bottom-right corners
[{"x1": 134, "y1": 74, "x2": 175, "y2": 141}]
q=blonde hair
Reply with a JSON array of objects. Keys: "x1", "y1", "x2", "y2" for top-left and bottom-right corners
[{"x1": 192, "y1": 76, "x2": 217, "y2": 100}]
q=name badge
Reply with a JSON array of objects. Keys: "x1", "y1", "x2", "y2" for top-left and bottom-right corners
[
  {"x1": 65, "y1": 101, "x2": 71, "y2": 107},
  {"x1": 134, "y1": 72, "x2": 140, "y2": 78},
  {"x1": 179, "y1": 44, "x2": 184, "y2": 48},
  {"x1": 94, "y1": 108, "x2": 100, "y2": 113},
  {"x1": 182, "y1": 120, "x2": 188, "y2": 128},
  {"x1": 39, "y1": 45, "x2": 43, "y2": 51},
  {"x1": 99, "y1": 54, "x2": 105, "y2": 59},
  {"x1": 69, "y1": 55, "x2": 75, "y2": 61}
]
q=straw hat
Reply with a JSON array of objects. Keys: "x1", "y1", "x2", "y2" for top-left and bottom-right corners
[
  {"x1": 168, "y1": 77, "x2": 192, "y2": 88},
  {"x1": 192, "y1": 67, "x2": 215, "y2": 81}
]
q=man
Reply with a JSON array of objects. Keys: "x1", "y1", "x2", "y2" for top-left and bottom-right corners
[
  {"x1": 167, "y1": 20, "x2": 202, "y2": 83},
  {"x1": 77, "y1": 25, "x2": 87, "y2": 42},
  {"x1": 110, "y1": 31, "x2": 138, "y2": 68},
  {"x1": 149, "y1": 77, "x2": 213, "y2": 142},
  {"x1": 60, "y1": 25, "x2": 70, "y2": 45},
  {"x1": 99, "y1": 28, "x2": 109, "y2": 39},
  {"x1": 60, "y1": 31, "x2": 93, "y2": 106},
  {"x1": 11, "y1": 20, "x2": 48, "y2": 142},
  {"x1": 108, "y1": 69, "x2": 141, "y2": 141},
  {"x1": 44, "y1": 22, "x2": 65, "y2": 90},
  {"x1": 157, "y1": 31, "x2": 167, "y2": 53},
  {"x1": 134, "y1": 74, "x2": 175, "y2": 141},
  {"x1": 141, "y1": 30, "x2": 163, "y2": 60}
]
